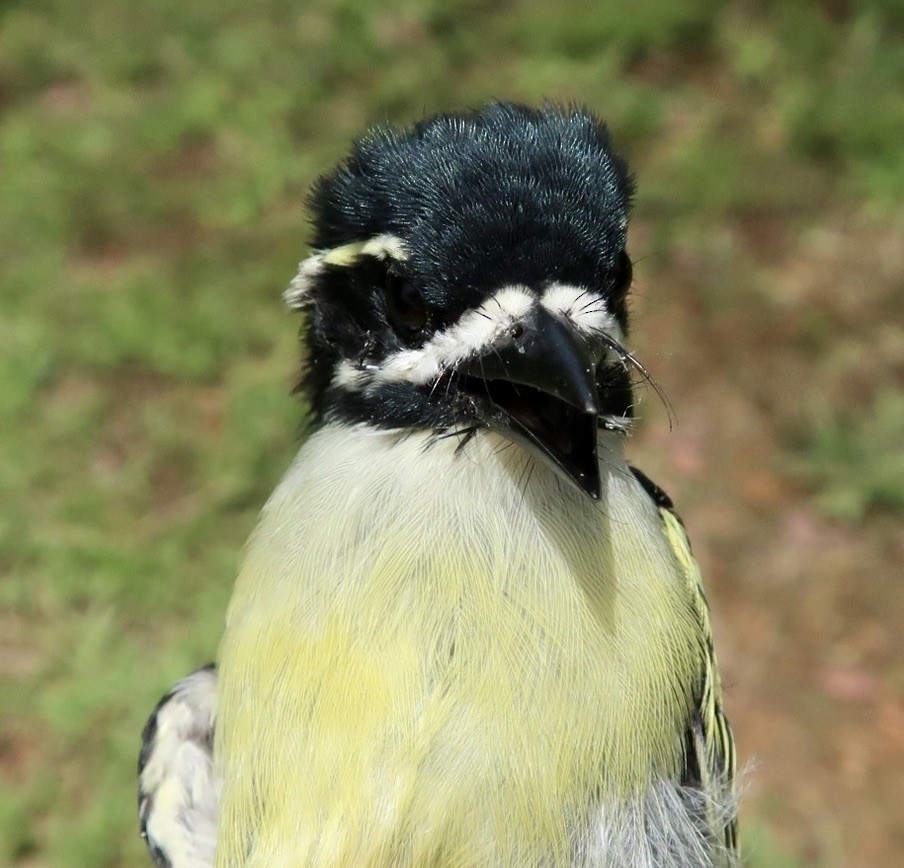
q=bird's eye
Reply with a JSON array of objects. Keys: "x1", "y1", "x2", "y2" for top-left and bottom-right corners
[
  {"x1": 384, "y1": 268, "x2": 429, "y2": 340},
  {"x1": 611, "y1": 250, "x2": 633, "y2": 298}
]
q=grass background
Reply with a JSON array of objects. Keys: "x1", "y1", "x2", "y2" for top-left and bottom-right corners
[{"x1": 2, "y1": 1, "x2": 903, "y2": 865}]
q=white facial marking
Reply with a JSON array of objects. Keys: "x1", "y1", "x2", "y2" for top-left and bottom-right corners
[
  {"x1": 284, "y1": 234, "x2": 408, "y2": 310},
  {"x1": 284, "y1": 253, "x2": 326, "y2": 310},
  {"x1": 374, "y1": 286, "x2": 534, "y2": 386},
  {"x1": 328, "y1": 283, "x2": 629, "y2": 394},
  {"x1": 541, "y1": 283, "x2": 622, "y2": 340},
  {"x1": 353, "y1": 233, "x2": 408, "y2": 263},
  {"x1": 331, "y1": 359, "x2": 368, "y2": 390}
]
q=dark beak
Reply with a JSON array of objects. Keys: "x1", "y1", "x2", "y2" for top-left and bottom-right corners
[{"x1": 461, "y1": 307, "x2": 602, "y2": 499}]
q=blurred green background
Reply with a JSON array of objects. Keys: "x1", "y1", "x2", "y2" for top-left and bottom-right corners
[{"x1": 2, "y1": 1, "x2": 902, "y2": 865}]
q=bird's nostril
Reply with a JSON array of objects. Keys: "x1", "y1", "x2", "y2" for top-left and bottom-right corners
[{"x1": 510, "y1": 322, "x2": 525, "y2": 340}]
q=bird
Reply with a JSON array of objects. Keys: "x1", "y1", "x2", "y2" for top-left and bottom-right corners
[{"x1": 138, "y1": 101, "x2": 738, "y2": 868}]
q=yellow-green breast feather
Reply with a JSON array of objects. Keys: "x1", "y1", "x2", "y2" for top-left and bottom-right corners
[{"x1": 214, "y1": 428, "x2": 715, "y2": 866}]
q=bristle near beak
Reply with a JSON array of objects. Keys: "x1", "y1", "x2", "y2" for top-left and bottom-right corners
[{"x1": 461, "y1": 307, "x2": 603, "y2": 499}]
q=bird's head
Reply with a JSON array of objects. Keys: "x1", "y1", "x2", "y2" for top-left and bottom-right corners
[{"x1": 287, "y1": 102, "x2": 637, "y2": 499}]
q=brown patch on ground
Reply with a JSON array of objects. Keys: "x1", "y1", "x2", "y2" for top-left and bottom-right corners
[
  {"x1": 38, "y1": 368, "x2": 219, "y2": 535},
  {"x1": 69, "y1": 212, "x2": 204, "y2": 274},
  {"x1": 151, "y1": 134, "x2": 220, "y2": 181},
  {"x1": 69, "y1": 133, "x2": 212, "y2": 271},
  {"x1": 89, "y1": 367, "x2": 173, "y2": 480},
  {"x1": 90, "y1": 368, "x2": 226, "y2": 536},
  {"x1": 38, "y1": 79, "x2": 92, "y2": 116},
  {"x1": 0, "y1": 616, "x2": 44, "y2": 681},
  {"x1": 628, "y1": 210, "x2": 904, "y2": 866},
  {"x1": 0, "y1": 727, "x2": 45, "y2": 788}
]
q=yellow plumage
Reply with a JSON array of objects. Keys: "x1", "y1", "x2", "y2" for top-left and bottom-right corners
[{"x1": 215, "y1": 426, "x2": 709, "y2": 866}]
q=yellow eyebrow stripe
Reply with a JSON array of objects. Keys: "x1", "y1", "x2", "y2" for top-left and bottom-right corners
[
  {"x1": 284, "y1": 234, "x2": 408, "y2": 309},
  {"x1": 321, "y1": 234, "x2": 408, "y2": 266}
]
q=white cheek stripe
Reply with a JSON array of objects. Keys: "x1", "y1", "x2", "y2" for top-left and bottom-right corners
[
  {"x1": 330, "y1": 283, "x2": 625, "y2": 392},
  {"x1": 378, "y1": 286, "x2": 534, "y2": 385},
  {"x1": 284, "y1": 234, "x2": 408, "y2": 310},
  {"x1": 541, "y1": 283, "x2": 621, "y2": 340},
  {"x1": 284, "y1": 255, "x2": 325, "y2": 310},
  {"x1": 333, "y1": 286, "x2": 534, "y2": 390}
]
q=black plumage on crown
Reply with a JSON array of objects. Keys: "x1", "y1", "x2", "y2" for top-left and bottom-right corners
[
  {"x1": 299, "y1": 102, "x2": 636, "y2": 428},
  {"x1": 312, "y1": 102, "x2": 633, "y2": 314}
]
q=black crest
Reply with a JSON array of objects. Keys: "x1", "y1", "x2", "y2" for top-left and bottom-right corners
[
  {"x1": 301, "y1": 102, "x2": 635, "y2": 425},
  {"x1": 311, "y1": 102, "x2": 634, "y2": 315}
]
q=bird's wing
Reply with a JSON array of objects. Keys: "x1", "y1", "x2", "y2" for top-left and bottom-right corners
[
  {"x1": 630, "y1": 467, "x2": 739, "y2": 857},
  {"x1": 138, "y1": 665, "x2": 220, "y2": 868}
]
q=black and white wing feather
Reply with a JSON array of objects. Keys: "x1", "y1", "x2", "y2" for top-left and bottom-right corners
[
  {"x1": 138, "y1": 665, "x2": 220, "y2": 868},
  {"x1": 631, "y1": 468, "x2": 739, "y2": 861}
]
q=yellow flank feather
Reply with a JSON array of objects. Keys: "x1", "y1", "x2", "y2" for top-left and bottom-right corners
[
  {"x1": 215, "y1": 426, "x2": 703, "y2": 867},
  {"x1": 660, "y1": 508, "x2": 738, "y2": 851}
]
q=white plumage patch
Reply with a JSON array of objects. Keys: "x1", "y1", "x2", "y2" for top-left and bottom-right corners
[
  {"x1": 332, "y1": 285, "x2": 536, "y2": 390},
  {"x1": 377, "y1": 285, "x2": 534, "y2": 384},
  {"x1": 540, "y1": 283, "x2": 622, "y2": 342},
  {"x1": 283, "y1": 233, "x2": 408, "y2": 310},
  {"x1": 581, "y1": 775, "x2": 739, "y2": 868},
  {"x1": 333, "y1": 284, "x2": 632, "y2": 394},
  {"x1": 139, "y1": 667, "x2": 220, "y2": 868}
]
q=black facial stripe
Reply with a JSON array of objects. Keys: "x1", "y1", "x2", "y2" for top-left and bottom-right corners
[
  {"x1": 320, "y1": 362, "x2": 637, "y2": 437},
  {"x1": 596, "y1": 361, "x2": 635, "y2": 420},
  {"x1": 323, "y1": 382, "x2": 467, "y2": 432},
  {"x1": 316, "y1": 260, "x2": 391, "y2": 338}
]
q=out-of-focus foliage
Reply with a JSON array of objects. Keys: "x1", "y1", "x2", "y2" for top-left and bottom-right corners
[{"x1": 794, "y1": 388, "x2": 904, "y2": 520}]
